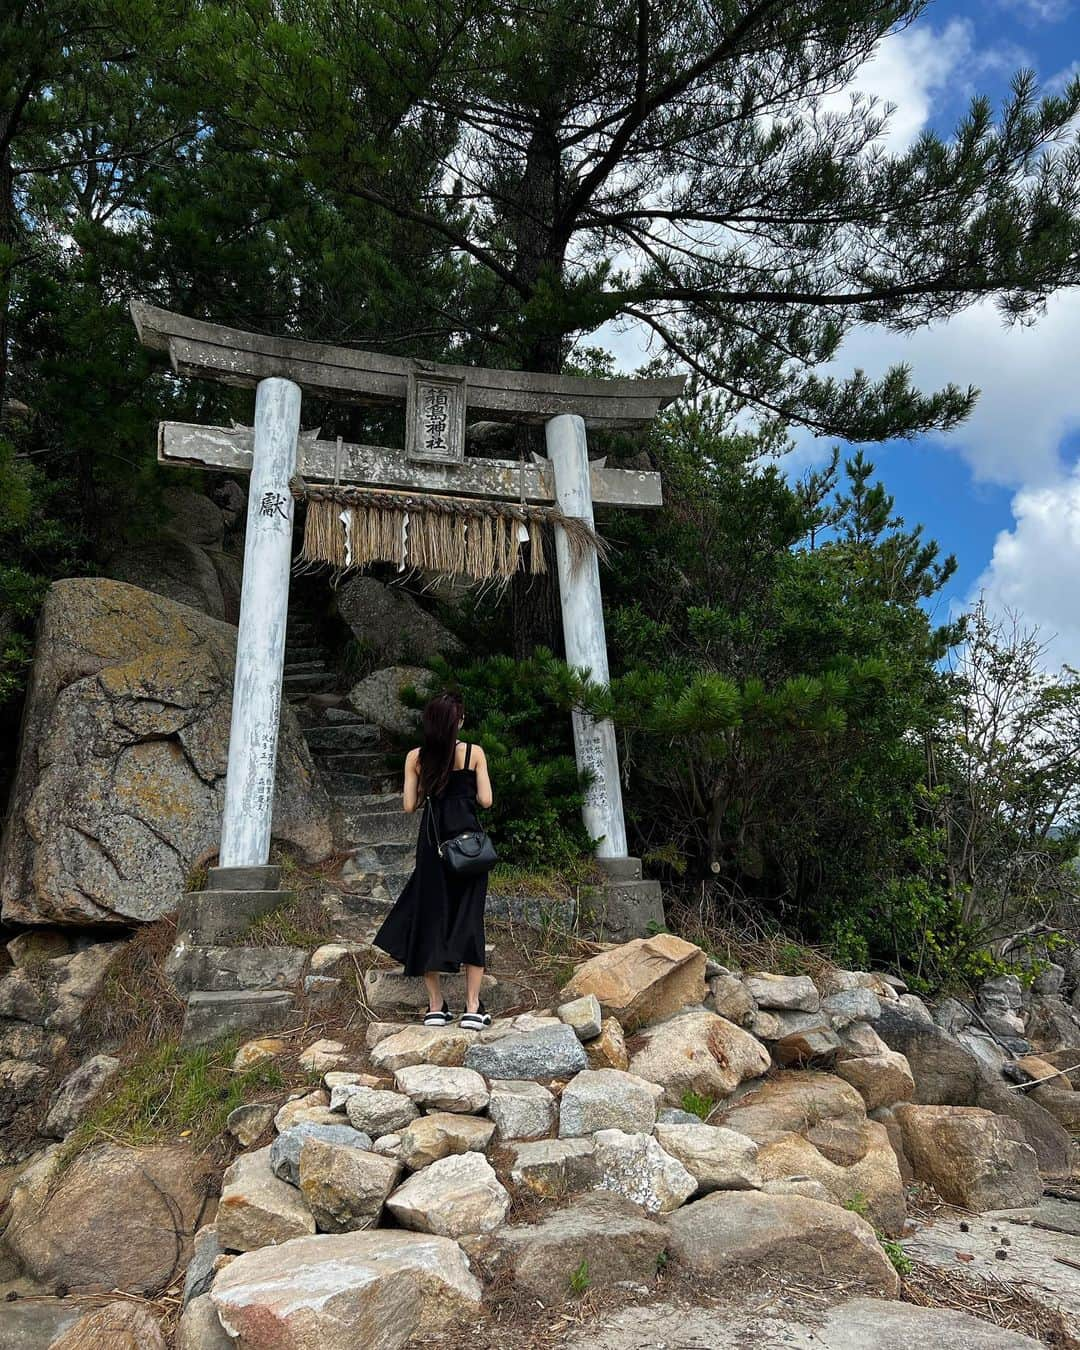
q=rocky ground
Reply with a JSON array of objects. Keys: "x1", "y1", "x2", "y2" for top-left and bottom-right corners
[
  {"x1": 1, "y1": 929, "x2": 1078, "y2": 1349},
  {"x1": 1, "y1": 490, "x2": 1079, "y2": 1347}
]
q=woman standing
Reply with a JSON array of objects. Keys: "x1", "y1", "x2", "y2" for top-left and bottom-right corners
[{"x1": 373, "y1": 692, "x2": 494, "y2": 1030}]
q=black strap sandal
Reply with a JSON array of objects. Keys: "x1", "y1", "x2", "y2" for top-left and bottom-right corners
[
  {"x1": 423, "y1": 1000, "x2": 454, "y2": 1027},
  {"x1": 459, "y1": 1000, "x2": 492, "y2": 1031}
]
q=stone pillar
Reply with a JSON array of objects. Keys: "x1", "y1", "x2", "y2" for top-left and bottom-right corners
[
  {"x1": 546, "y1": 413, "x2": 628, "y2": 858},
  {"x1": 218, "y1": 377, "x2": 302, "y2": 874}
]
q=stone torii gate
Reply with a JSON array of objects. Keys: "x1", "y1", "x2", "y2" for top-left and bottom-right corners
[{"x1": 132, "y1": 301, "x2": 683, "y2": 937}]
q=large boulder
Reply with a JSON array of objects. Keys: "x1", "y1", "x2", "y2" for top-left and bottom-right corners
[
  {"x1": 894, "y1": 1105, "x2": 1043, "y2": 1211},
  {"x1": 591, "y1": 1128, "x2": 697, "y2": 1214},
  {"x1": 298, "y1": 1137, "x2": 403, "y2": 1232},
  {"x1": 386, "y1": 1152, "x2": 510, "y2": 1237},
  {"x1": 627, "y1": 1008, "x2": 771, "y2": 1106},
  {"x1": 217, "y1": 1146, "x2": 316, "y2": 1251},
  {"x1": 875, "y1": 1002, "x2": 1074, "y2": 1175},
  {"x1": 651, "y1": 1122, "x2": 761, "y2": 1193},
  {"x1": 3, "y1": 1143, "x2": 210, "y2": 1294},
  {"x1": 558, "y1": 1068, "x2": 663, "y2": 1137},
  {"x1": 560, "y1": 934, "x2": 707, "y2": 1033},
  {"x1": 49, "y1": 1300, "x2": 165, "y2": 1350},
  {"x1": 663, "y1": 1191, "x2": 899, "y2": 1295},
  {"x1": 106, "y1": 488, "x2": 236, "y2": 621},
  {"x1": 0, "y1": 579, "x2": 334, "y2": 926},
  {"x1": 753, "y1": 1123, "x2": 907, "y2": 1236},
  {"x1": 336, "y1": 576, "x2": 463, "y2": 665},
  {"x1": 210, "y1": 1230, "x2": 482, "y2": 1349},
  {"x1": 488, "y1": 1191, "x2": 667, "y2": 1304},
  {"x1": 348, "y1": 665, "x2": 435, "y2": 737}
]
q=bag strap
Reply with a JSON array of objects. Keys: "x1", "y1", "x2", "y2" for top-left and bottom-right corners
[
  {"x1": 465, "y1": 741, "x2": 473, "y2": 770},
  {"x1": 425, "y1": 796, "x2": 443, "y2": 852}
]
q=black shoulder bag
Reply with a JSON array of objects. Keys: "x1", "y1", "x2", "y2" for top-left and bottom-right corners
[{"x1": 426, "y1": 798, "x2": 498, "y2": 878}]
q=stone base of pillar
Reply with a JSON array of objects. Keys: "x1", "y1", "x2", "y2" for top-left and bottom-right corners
[
  {"x1": 207, "y1": 864, "x2": 282, "y2": 892},
  {"x1": 177, "y1": 887, "x2": 294, "y2": 945},
  {"x1": 580, "y1": 861, "x2": 664, "y2": 941},
  {"x1": 595, "y1": 856, "x2": 643, "y2": 882}
]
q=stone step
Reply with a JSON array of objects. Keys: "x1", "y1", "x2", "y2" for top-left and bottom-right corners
[
  {"x1": 316, "y1": 750, "x2": 396, "y2": 776},
  {"x1": 181, "y1": 990, "x2": 295, "y2": 1047},
  {"x1": 346, "y1": 840, "x2": 415, "y2": 869},
  {"x1": 283, "y1": 660, "x2": 327, "y2": 676},
  {"x1": 325, "y1": 770, "x2": 397, "y2": 795},
  {"x1": 303, "y1": 724, "x2": 380, "y2": 752},
  {"x1": 323, "y1": 707, "x2": 366, "y2": 725},
  {"x1": 282, "y1": 670, "x2": 339, "y2": 693},
  {"x1": 334, "y1": 792, "x2": 401, "y2": 814},
  {"x1": 283, "y1": 644, "x2": 328, "y2": 664},
  {"x1": 340, "y1": 865, "x2": 411, "y2": 902},
  {"x1": 287, "y1": 622, "x2": 319, "y2": 640},
  {"x1": 343, "y1": 809, "x2": 418, "y2": 845},
  {"x1": 167, "y1": 944, "x2": 308, "y2": 996}
]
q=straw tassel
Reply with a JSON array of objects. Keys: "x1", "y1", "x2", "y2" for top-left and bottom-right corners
[{"x1": 292, "y1": 476, "x2": 608, "y2": 583}]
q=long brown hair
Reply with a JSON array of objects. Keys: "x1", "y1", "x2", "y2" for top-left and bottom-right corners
[{"x1": 418, "y1": 692, "x2": 464, "y2": 800}]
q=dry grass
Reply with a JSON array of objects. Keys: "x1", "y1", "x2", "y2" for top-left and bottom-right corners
[
  {"x1": 902, "y1": 1260, "x2": 1080, "y2": 1347},
  {"x1": 73, "y1": 914, "x2": 186, "y2": 1056}
]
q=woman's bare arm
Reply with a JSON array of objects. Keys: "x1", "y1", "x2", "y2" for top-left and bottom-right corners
[
  {"x1": 403, "y1": 748, "x2": 421, "y2": 813},
  {"x1": 473, "y1": 745, "x2": 493, "y2": 809}
]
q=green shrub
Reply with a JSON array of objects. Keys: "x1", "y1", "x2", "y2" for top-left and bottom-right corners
[{"x1": 681, "y1": 1090, "x2": 715, "y2": 1120}]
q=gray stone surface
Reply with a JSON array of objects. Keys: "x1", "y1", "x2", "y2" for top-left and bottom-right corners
[
  {"x1": 336, "y1": 576, "x2": 463, "y2": 664},
  {"x1": 181, "y1": 989, "x2": 294, "y2": 1047},
  {"x1": 557, "y1": 1297, "x2": 1042, "y2": 1350},
  {"x1": 821, "y1": 1297, "x2": 1041, "y2": 1348},
  {"x1": 0, "y1": 1300, "x2": 89, "y2": 1350},
  {"x1": 348, "y1": 664, "x2": 434, "y2": 735},
  {"x1": 269, "y1": 1121, "x2": 372, "y2": 1185},
  {"x1": 182, "y1": 1223, "x2": 222, "y2": 1309},
  {"x1": 165, "y1": 942, "x2": 307, "y2": 994},
  {"x1": 487, "y1": 1079, "x2": 557, "y2": 1141},
  {"x1": 558, "y1": 1068, "x2": 663, "y2": 1137},
  {"x1": 344, "y1": 1085, "x2": 421, "y2": 1135},
  {"x1": 464, "y1": 1022, "x2": 588, "y2": 1079},
  {"x1": 744, "y1": 973, "x2": 820, "y2": 1012},
  {"x1": 580, "y1": 877, "x2": 666, "y2": 940},
  {"x1": 42, "y1": 1053, "x2": 119, "y2": 1137},
  {"x1": 875, "y1": 1002, "x2": 1073, "y2": 1176},
  {"x1": 822, "y1": 988, "x2": 881, "y2": 1026},
  {"x1": 0, "y1": 578, "x2": 334, "y2": 926}
]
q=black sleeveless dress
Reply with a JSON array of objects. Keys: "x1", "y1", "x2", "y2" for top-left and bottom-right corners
[{"x1": 373, "y1": 743, "x2": 488, "y2": 976}]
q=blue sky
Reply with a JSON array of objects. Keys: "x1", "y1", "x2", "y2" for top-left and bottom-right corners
[{"x1": 602, "y1": 1, "x2": 1080, "y2": 664}]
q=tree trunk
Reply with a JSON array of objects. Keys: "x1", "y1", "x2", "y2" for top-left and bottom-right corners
[
  {"x1": 509, "y1": 120, "x2": 566, "y2": 658},
  {"x1": 0, "y1": 142, "x2": 14, "y2": 412}
]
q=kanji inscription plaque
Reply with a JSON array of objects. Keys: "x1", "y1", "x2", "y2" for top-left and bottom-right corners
[{"x1": 406, "y1": 370, "x2": 466, "y2": 465}]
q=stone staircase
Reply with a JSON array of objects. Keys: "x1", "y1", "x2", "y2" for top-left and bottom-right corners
[{"x1": 283, "y1": 592, "x2": 416, "y2": 920}]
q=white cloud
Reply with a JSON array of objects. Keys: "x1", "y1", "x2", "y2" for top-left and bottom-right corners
[
  {"x1": 829, "y1": 289, "x2": 1080, "y2": 487},
  {"x1": 975, "y1": 468, "x2": 1080, "y2": 667},
  {"x1": 996, "y1": 0, "x2": 1073, "y2": 24},
  {"x1": 827, "y1": 18, "x2": 975, "y2": 152}
]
